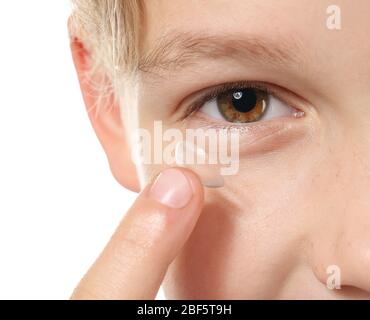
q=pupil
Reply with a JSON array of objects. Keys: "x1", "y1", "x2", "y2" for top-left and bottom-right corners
[{"x1": 232, "y1": 89, "x2": 257, "y2": 113}]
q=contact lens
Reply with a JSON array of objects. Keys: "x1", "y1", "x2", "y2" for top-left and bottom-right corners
[{"x1": 175, "y1": 140, "x2": 224, "y2": 188}]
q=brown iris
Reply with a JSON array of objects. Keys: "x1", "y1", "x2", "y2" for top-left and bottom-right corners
[{"x1": 217, "y1": 88, "x2": 268, "y2": 123}]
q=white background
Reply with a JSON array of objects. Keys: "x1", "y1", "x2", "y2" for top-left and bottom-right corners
[{"x1": 0, "y1": 1, "x2": 164, "y2": 299}]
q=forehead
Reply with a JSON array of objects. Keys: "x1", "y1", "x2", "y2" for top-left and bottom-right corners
[
  {"x1": 142, "y1": 0, "x2": 307, "y2": 45},
  {"x1": 142, "y1": 0, "x2": 369, "y2": 44}
]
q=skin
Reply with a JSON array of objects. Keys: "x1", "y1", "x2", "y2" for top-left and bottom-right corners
[{"x1": 70, "y1": 0, "x2": 370, "y2": 299}]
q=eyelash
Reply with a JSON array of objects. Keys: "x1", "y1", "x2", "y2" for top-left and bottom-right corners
[{"x1": 181, "y1": 80, "x2": 286, "y2": 122}]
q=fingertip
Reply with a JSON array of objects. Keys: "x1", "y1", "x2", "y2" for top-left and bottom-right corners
[
  {"x1": 147, "y1": 167, "x2": 204, "y2": 210},
  {"x1": 177, "y1": 167, "x2": 205, "y2": 203}
]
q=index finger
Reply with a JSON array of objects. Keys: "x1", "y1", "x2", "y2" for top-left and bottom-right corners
[{"x1": 71, "y1": 168, "x2": 204, "y2": 300}]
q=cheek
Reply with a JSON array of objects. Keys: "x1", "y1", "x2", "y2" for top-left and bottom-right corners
[
  {"x1": 162, "y1": 114, "x2": 370, "y2": 298},
  {"x1": 163, "y1": 136, "x2": 325, "y2": 298},
  {"x1": 303, "y1": 138, "x2": 370, "y2": 290}
]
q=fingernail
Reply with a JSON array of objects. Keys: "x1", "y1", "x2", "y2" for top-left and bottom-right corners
[{"x1": 149, "y1": 168, "x2": 193, "y2": 208}]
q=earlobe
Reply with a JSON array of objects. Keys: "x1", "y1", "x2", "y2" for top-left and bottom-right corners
[{"x1": 69, "y1": 34, "x2": 140, "y2": 193}]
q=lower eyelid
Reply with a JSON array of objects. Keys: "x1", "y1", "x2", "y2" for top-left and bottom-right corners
[
  {"x1": 240, "y1": 120, "x2": 303, "y2": 153},
  {"x1": 182, "y1": 111, "x2": 310, "y2": 156}
]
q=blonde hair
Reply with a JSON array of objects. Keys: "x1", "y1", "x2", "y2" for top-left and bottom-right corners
[{"x1": 70, "y1": 1, "x2": 142, "y2": 110}]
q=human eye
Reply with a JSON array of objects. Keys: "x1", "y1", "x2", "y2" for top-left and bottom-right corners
[{"x1": 181, "y1": 81, "x2": 304, "y2": 126}]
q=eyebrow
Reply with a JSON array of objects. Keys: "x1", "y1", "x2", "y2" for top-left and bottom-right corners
[{"x1": 138, "y1": 31, "x2": 303, "y2": 75}]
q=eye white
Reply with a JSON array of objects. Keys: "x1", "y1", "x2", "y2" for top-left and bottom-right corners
[{"x1": 199, "y1": 93, "x2": 294, "y2": 122}]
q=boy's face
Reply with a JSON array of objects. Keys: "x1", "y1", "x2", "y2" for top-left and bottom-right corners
[{"x1": 120, "y1": 0, "x2": 370, "y2": 298}]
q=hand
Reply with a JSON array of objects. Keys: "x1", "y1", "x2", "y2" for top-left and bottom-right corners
[{"x1": 71, "y1": 168, "x2": 204, "y2": 299}]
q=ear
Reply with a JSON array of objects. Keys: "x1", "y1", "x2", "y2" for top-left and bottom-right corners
[{"x1": 69, "y1": 34, "x2": 140, "y2": 193}]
